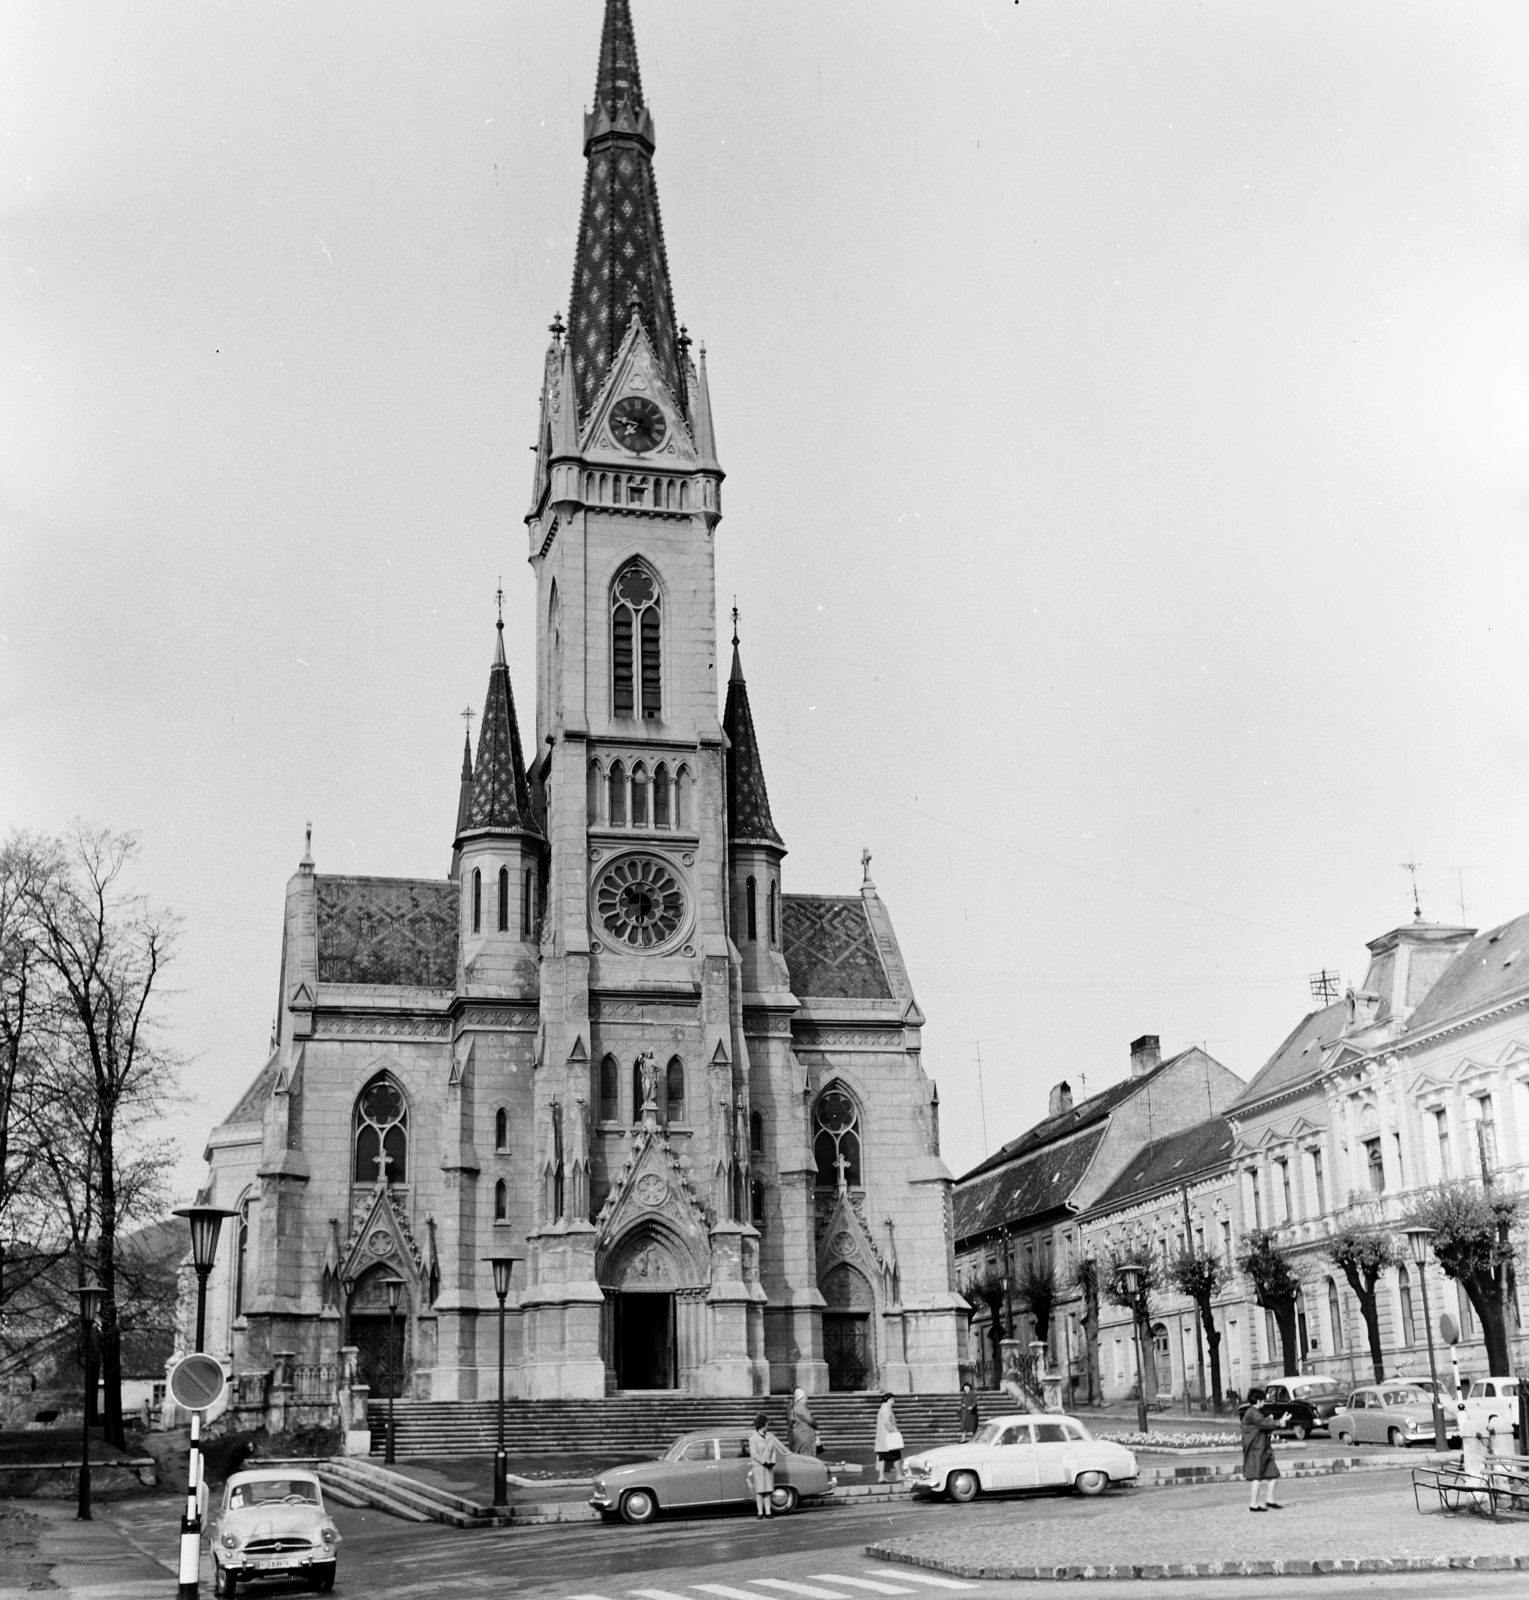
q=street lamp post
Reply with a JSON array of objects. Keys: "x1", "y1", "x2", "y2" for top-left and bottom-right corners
[
  {"x1": 75, "y1": 1282, "x2": 103, "y2": 1521},
  {"x1": 1406, "y1": 1226, "x2": 1449, "y2": 1452},
  {"x1": 484, "y1": 1257, "x2": 521, "y2": 1511},
  {"x1": 172, "y1": 1202, "x2": 237, "y2": 1600},
  {"x1": 1119, "y1": 1263, "x2": 1149, "y2": 1436},
  {"x1": 383, "y1": 1277, "x2": 405, "y2": 1466}
]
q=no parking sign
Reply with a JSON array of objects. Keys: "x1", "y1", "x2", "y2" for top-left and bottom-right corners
[{"x1": 168, "y1": 1353, "x2": 227, "y2": 1412}]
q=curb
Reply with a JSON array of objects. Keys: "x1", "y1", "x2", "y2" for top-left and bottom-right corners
[{"x1": 865, "y1": 1547, "x2": 1529, "y2": 1581}]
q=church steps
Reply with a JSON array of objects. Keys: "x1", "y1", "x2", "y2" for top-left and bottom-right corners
[{"x1": 365, "y1": 1393, "x2": 998, "y2": 1460}]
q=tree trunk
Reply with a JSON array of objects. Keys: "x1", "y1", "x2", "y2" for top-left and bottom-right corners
[
  {"x1": 96, "y1": 1109, "x2": 125, "y2": 1450},
  {"x1": 1358, "y1": 1292, "x2": 1386, "y2": 1383},
  {"x1": 1081, "y1": 1286, "x2": 1100, "y2": 1406},
  {"x1": 1197, "y1": 1298, "x2": 1223, "y2": 1405},
  {"x1": 1271, "y1": 1300, "x2": 1299, "y2": 1376},
  {"x1": 1461, "y1": 1270, "x2": 1511, "y2": 1375}
]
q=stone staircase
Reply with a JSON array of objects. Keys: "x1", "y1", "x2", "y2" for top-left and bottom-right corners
[
  {"x1": 365, "y1": 1391, "x2": 1005, "y2": 1460},
  {"x1": 317, "y1": 1457, "x2": 503, "y2": 1528}
]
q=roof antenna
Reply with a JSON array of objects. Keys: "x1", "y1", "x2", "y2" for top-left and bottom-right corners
[
  {"x1": 1401, "y1": 859, "x2": 1423, "y2": 922},
  {"x1": 972, "y1": 1041, "x2": 990, "y2": 1158}
]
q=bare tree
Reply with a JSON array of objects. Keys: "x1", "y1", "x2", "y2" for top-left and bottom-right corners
[
  {"x1": 1102, "y1": 1248, "x2": 1159, "y2": 1400},
  {"x1": 1239, "y1": 1229, "x2": 1301, "y2": 1377},
  {"x1": 964, "y1": 1263, "x2": 1010, "y2": 1371},
  {"x1": 1323, "y1": 1219, "x2": 1396, "y2": 1383},
  {"x1": 1011, "y1": 1255, "x2": 1058, "y2": 1350},
  {"x1": 22, "y1": 826, "x2": 181, "y2": 1449},
  {"x1": 1168, "y1": 1245, "x2": 1226, "y2": 1404},
  {"x1": 1068, "y1": 1255, "x2": 1101, "y2": 1405}
]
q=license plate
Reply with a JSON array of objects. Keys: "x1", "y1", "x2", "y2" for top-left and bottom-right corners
[{"x1": 247, "y1": 1556, "x2": 303, "y2": 1570}]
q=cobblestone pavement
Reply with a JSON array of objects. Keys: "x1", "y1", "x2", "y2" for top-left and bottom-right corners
[{"x1": 867, "y1": 1472, "x2": 1529, "y2": 1579}]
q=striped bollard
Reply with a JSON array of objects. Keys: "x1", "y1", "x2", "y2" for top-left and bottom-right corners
[{"x1": 178, "y1": 1410, "x2": 202, "y2": 1600}]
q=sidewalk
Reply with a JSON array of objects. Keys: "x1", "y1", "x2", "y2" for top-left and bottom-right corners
[
  {"x1": 867, "y1": 1472, "x2": 1529, "y2": 1581},
  {"x1": 0, "y1": 1501, "x2": 171, "y2": 1600}
]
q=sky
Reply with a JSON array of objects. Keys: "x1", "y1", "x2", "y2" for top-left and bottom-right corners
[{"x1": 3, "y1": 1, "x2": 1528, "y2": 1203}]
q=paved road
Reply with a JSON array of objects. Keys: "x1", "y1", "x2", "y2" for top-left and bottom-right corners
[{"x1": 96, "y1": 1477, "x2": 1526, "y2": 1600}]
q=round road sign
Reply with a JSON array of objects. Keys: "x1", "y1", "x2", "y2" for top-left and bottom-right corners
[{"x1": 169, "y1": 1353, "x2": 227, "y2": 1412}]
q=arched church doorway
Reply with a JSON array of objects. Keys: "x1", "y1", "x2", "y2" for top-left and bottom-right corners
[
  {"x1": 601, "y1": 1236, "x2": 686, "y2": 1390},
  {"x1": 348, "y1": 1266, "x2": 410, "y2": 1398},
  {"x1": 821, "y1": 1263, "x2": 873, "y2": 1392}
]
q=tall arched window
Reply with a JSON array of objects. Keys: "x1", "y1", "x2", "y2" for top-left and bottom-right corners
[
  {"x1": 521, "y1": 868, "x2": 533, "y2": 938},
  {"x1": 674, "y1": 765, "x2": 690, "y2": 829},
  {"x1": 234, "y1": 1199, "x2": 250, "y2": 1319},
  {"x1": 548, "y1": 579, "x2": 562, "y2": 727},
  {"x1": 1326, "y1": 1277, "x2": 1345, "y2": 1354},
  {"x1": 750, "y1": 1110, "x2": 764, "y2": 1155},
  {"x1": 751, "y1": 1178, "x2": 766, "y2": 1226},
  {"x1": 631, "y1": 763, "x2": 649, "y2": 827},
  {"x1": 612, "y1": 561, "x2": 661, "y2": 719},
  {"x1": 494, "y1": 1179, "x2": 507, "y2": 1222},
  {"x1": 1398, "y1": 1265, "x2": 1416, "y2": 1346},
  {"x1": 768, "y1": 880, "x2": 778, "y2": 944},
  {"x1": 814, "y1": 1086, "x2": 861, "y2": 1188},
  {"x1": 354, "y1": 1074, "x2": 408, "y2": 1185},
  {"x1": 608, "y1": 761, "x2": 627, "y2": 827},
  {"x1": 497, "y1": 866, "x2": 509, "y2": 932},
  {"x1": 666, "y1": 1057, "x2": 685, "y2": 1124},
  {"x1": 587, "y1": 760, "x2": 603, "y2": 824},
  {"x1": 472, "y1": 869, "x2": 482, "y2": 933},
  {"x1": 745, "y1": 876, "x2": 757, "y2": 941},
  {"x1": 653, "y1": 764, "x2": 670, "y2": 828},
  {"x1": 599, "y1": 1055, "x2": 618, "y2": 1123},
  {"x1": 495, "y1": 1108, "x2": 508, "y2": 1152}
]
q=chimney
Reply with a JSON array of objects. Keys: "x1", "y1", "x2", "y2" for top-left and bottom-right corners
[
  {"x1": 1130, "y1": 1035, "x2": 1161, "y2": 1078},
  {"x1": 1048, "y1": 1081, "x2": 1073, "y2": 1118}
]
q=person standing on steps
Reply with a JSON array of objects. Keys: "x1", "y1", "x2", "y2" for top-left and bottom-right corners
[
  {"x1": 1240, "y1": 1387, "x2": 1283, "y2": 1512},
  {"x1": 958, "y1": 1382, "x2": 980, "y2": 1441},
  {"x1": 789, "y1": 1388, "x2": 818, "y2": 1457},
  {"x1": 875, "y1": 1392, "x2": 904, "y2": 1484},
  {"x1": 748, "y1": 1412, "x2": 783, "y2": 1517}
]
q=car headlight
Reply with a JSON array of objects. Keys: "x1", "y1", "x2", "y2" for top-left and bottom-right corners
[
  {"x1": 220, "y1": 1533, "x2": 238, "y2": 1550},
  {"x1": 321, "y1": 1526, "x2": 337, "y2": 1544},
  {"x1": 906, "y1": 1461, "x2": 930, "y2": 1478},
  {"x1": 593, "y1": 1479, "x2": 606, "y2": 1496}
]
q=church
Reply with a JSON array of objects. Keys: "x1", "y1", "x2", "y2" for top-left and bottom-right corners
[{"x1": 193, "y1": 1, "x2": 962, "y2": 1405}]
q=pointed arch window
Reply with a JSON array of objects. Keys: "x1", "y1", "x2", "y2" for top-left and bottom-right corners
[
  {"x1": 768, "y1": 880, "x2": 779, "y2": 945},
  {"x1": 497, "y1": 866, "x2": 509, "y2": 932},
  {"x1": 666, "y1": 1057, "x2": 685, "y2": 1124},
  {"x1": 653, "y1": 764, "x2": 670, "y2": 828},
  {"x1": 751, "y1": 1178, "x2": 766, "y2": 1226},
  {"x1": 495, "y1": 1108, "x2": 508, "y2": 1152},
  {"x1": 234, "y1": 1199, "x2": 251, "y2": 1319},
  {"x1": 354, "y1": 1074, "x2": 408, "y2": 1185},
  {"x1": 608, "y1": 761, "x2": 627, "y2": 827},
  {"x1": 675, "y1": 764, "x2": 690, "y2": 830},
  {"x1": 612, "y1": 561, "x2": 661, "y2": 720},
  {"x1": 599, "y1": 1054, "x2": 618, "y2": 1124},
  {"x1": 631, "y1": 763, "x2": 649, "y2": 827},
  {"x1": 494, "y1": 1179, "x2": 507, "y2": 1222},
  {"x1": 750, "y1": 1110, "x2": 764, "y2": 1156},
  {"x1": 472, "y1": 869, "x2": 482, "y2": 933},
  {"x1": 813, "y1": 1087, "x2": 861, "y2": 1189},
  {"x1": 745, "y1": 877, "x2": 757, "y2": 942},
  {"x1": 587, "y1": 760, "x2": 603, "y2": 824},
  {"x1": 521, "y1": 868, "x2": 533, "y2": 938}
]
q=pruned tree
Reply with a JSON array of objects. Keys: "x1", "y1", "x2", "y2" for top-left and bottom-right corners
[
  {"x1": 1012, "y1": 1255, "x2": 1057, "y2": 1350},
  {"x1": 1239, "y1": 1229, "x2": 1301, "y2": 1377},
  {"x1": 1068, "y1": 1255, "x2": 1101, "y2": 1405},
  {"x1": 1407, "y1": 1183, "x2": 1520, "y2": 1376},
  {"x1": 1168, "y1": 1245, "x2": 1226, "y2": 1404},
  {"x1": 1323, "y1": 1220, "x2": 1396, "y2": 1382},
  {"x1": 963, "y1": 1262, "x2": 1010, "y2": 1369},
  {"x1": 1103, "y1": 1248, "x2": 1158, "y2": 1397}
]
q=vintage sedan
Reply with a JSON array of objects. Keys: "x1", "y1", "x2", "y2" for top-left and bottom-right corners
[
  {"x1": 211, "y1": 1468, "x2": 340, "y2": 1595},
  {"x1": 591, "y1": 1430, "x2": 835, "y2": 1524},
  {"x1": 1260, "y1": 1377, "x2": 1345, "y2": 1440},
  {"x1": 1333, "y1": 1384, "x2": 1460, "y2": 1448},
  {"x1": 904, "y1": 1413, "x2": 1137, "y2": 1502}
]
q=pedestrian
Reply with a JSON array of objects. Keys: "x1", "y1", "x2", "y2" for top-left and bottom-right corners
[
  {"x1": 1240, "y1": 1387, "x2": 1283, "y2": 1512},
  {"x1": 875, "y1": 1392, "x2": 904, "y2": 1484},
  {"x1": 958, "y1": 1382, "x2": 980, "y2": 1441},
  {"x1": 747, "y1": 1411, "x2": 783, "y2": 1517},
  {"x1": 789, "y1": 1388, "x2": 818, "y2": 1457}
]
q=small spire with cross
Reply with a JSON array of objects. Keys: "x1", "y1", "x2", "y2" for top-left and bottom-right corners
[
  {"x1": 549, "y1": 310, "x2": 565, "y2": 342},
  {"x1": 496, "y1": 580, "x2": 504, "y2": 628},
  {"x1": 731, "y1": 601, "x2": 739, "y2": 649},
  {"x1": 861, "y1": 848, "x2": 874, "y2": 889},
  {"x1": 678, "y1": 323, "x2": 692, "y2": 361},
  {"x1": 1402, "y1": 859, "x2": 1423, "y2": 922},
  {"x1": 461, "y1": 705, "x2": 476, "y2": 737}
]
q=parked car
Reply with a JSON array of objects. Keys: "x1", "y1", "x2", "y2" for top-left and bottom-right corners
[
  {"x1": 1260, "y1": 1377, "x2": 1345, "y2": 1440},
  {"x1": 1332, "y1": 1383, "x2": 1460, "y2": 1448},
  {"x1": 903, "y1": 1413, "x2": 1137, "y2": 1502},
  {"x1": 211, "y1": 1468, "x2": 339, "y2": 1595},
  {"x1": 590, "y1": 1430, "x2": 835, "y2": 1525},
  {"x1": 1460, "y1": 1375, "x2": 1522, "y2": 1446}
]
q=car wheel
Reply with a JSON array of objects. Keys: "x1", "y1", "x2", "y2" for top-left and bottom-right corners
[
  {"x1": 1388, "y1": 1427, "x2": 1405, "y2": 1449},
  {"x1": 313, "y1": 1566, "x2": 336, "y2": 1593},
  {"x1": 620, "y1": 1488, "x2": 658, "y2": 1525},
  {"x1": 1336, "y1": 1430, "x2": 1353, "y2": 1447},
  {"x1": 1073, "y1": 1471, "x2": 1108, "y2": 1497},
  {"x1": 769, "y1": 1486, "x2": 799, "y2": 1514},
  {"x1": 947, "y1": 1470, "x2": 980, "y2": 1504},
  {"x1": 1290, "y1": 1420, "x2": 1310, "y2": 1442},
  {"x1": 213, "y1": 1565, "x2": 237, "y2": 1599}
]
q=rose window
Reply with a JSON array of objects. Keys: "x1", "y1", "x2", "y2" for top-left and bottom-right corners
[{"x1": 594, "y1": 855, "x2": 686, "y2": 950}]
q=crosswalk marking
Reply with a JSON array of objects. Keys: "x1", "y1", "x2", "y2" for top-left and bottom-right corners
[
  {"x1": 808, "y1": 1579, "x2": 917, "y2": 1595},
  {"x1": 873, "y1": 1577, "x2": 974, "y2": 1591},
  {"x1": 749, "y1": 1583, "x2": 852, "y2": 1599},
  {"x1": 631, "y1": 1591, "x2": 694, "y2": 1600},
  {"x1": 693, "y1": 1587, "x2": 773, "y2": 1600}
]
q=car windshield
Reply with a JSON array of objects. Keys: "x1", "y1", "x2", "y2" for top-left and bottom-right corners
[
  {"x1": 971, "y1": 1421, "x2": 1008, "y2": 1446},
  {"x1": 1297, "y1": 1379, "x2": 1342, "y2": 1398},
  {"x1": 229, "y1": 1480, "x2": 319, "y2": 1509},
  {"x1": 1385, "y1": 1389, "x2": 1430, "y2": 1407}
]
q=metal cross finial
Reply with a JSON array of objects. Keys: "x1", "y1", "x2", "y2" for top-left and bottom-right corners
[
  {"x1": 1402, "y1": 860, "x2": 1423, "y2": 921},
  {"x1": 461, "y1": 705, "x2": 476, "y2": 734},
  {"x1": 549, "y1": 311, "x2": 565, "y2": 341},
  {"x1": 731, "y1": 601, "x2": 739, "y2": 648},
  {"x1": 677, "y1": 323, "x2": 692, "y2": 359},
  {"x1": 861, "y1": 847, "x2": 873, "y2": 885},
  {"x1": 496, "y1": 580, "x2": 504, "y2": 627},
  {"x1": 834, "y1": 1147, "x2": 850, "y2": 1194}
]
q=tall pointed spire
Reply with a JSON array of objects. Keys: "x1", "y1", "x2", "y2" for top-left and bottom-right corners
[
  {"x1": 567, "y1": 0, "x2": 686, "y2": 421},
  {"x1": 723, "y1": 614, "x2": 784, "y2": 849},
  {"x1": 461, "y1": 608, "x2": 539, "y2": 839}
]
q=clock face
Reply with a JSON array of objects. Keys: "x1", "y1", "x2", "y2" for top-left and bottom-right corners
[
  {"x1": 609, "y1": 395, "x2": 667, "y2": 454},
  {"x1": 593, "y1": 854, "x2": 687, "y2": 950}
]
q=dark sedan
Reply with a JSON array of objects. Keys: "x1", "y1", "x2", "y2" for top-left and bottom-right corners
[
  {"x1": 1261, "y1": 1377, "x2": 1345, "y2": 1440},
  {"x1": 591, "y1": 1430, "x2": 835, "y2": 1524}
]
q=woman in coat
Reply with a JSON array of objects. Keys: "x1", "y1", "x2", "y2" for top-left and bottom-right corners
[
  {"x1": 1240, "y1": 1388, "x2": 1283, "y2": 1511},
  {"x1": 875, "y1": 1393, "x2": 904, "y2": 1484},
  {"x1": 788, "y1": 1388, "x2": 818, "y2": 1457},
  {"x1": 747, "y1": 1412, "x2": 783, "y2": 1517}
]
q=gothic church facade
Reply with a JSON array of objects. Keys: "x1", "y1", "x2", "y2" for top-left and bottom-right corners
[{"x1": 193, "y1": 0, "x2": 962, "y2": 1402}]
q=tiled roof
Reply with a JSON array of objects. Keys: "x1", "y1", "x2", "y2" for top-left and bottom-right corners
[
  {"x1": 315, "y1": 876, "x2": 458, "y2": 987},
  {"x1": 723, "y1": 644, "x2": 783, "y2": 847},
  {"x1": 1230, "y1": 1001, "x2": 1347, "y2": 1110},
  {"x1": 1087, "y1": 1117, "x2": 1233, "y2": 1215},
  {"x1": 782, "y1": 895, "x2": 891, "y2": 1000},
  {"x1": 1403, "y1": 910, "x2": 1529, "y2": 1033},
  {"x1": 220, "y1": 1053, "x2": 281, "y2": 1128},
  {"x1": 567, "y1": 0, "x2": 686, "y2": 419},
  {"x1": 953, "y1": 1124, "x2": 1107, "y2": 1243},
  {"x1": 464, "y1": 626, "x2": 537, "y2": 835}
]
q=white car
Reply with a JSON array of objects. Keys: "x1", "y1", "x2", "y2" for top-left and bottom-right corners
[
  {"x1": 211, "y1": 1468, "x2": 340, "y2": 1595},
  {"x1": 904, "y1": 1413, "x2": 1138, "y2": 1502}
]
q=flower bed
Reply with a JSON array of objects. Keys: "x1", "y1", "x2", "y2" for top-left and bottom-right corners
[{"x1": 1095, "y1": 1430, "x2": 1238, "y2": 1450}]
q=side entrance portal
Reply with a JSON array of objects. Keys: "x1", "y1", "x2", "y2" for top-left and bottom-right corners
[
  {"x1": 613, "y1": 1292, "x2": 675, "y2": 1390},
  {"x1": 823, "y1": 1312, "x2": 870, "y2": 1391}
]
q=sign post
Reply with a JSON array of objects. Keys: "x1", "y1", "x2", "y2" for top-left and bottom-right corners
[{"x1": 169, "y1": 1354, "x2": 228, "y2": 1600}]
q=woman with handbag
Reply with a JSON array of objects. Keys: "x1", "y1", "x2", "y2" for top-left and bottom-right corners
[
  {"x1": 748, "y1": 1412, "x2": 783, "y2": 1517},
  {"x1": 875, "y1": 1393, "x2": 904, "y2": 1484}
]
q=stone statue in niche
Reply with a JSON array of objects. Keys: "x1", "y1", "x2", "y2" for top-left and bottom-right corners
[{"x1": 638, "y1": 1049, "x2": 660, "y2": 1112}]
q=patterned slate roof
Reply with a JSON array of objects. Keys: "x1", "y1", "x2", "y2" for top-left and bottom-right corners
[
  {"x1": 1230, "y1": 1001, "x2": 1347, "y2": 1110},
  {"x1": 221, "y1": 1053, "x2": 281, "y2": 1127},
  {"x1": 782, "y1": 895, "x2": 891, "y2": 1000},
  {"x1": 567, "y1": 0, "x2": 686, "y2": 420},
  {"x1": 315, "y1": 876, "x2": 458, "y2": 987},
  {"x1": 723, "y1": 645, "x2": 783, "y2": 847},
  {"x1": 1402, "y1": 910, "x2": 1529, "y2": 1033},
  {"x1": 953, "y1": 1124, "x2": 1107, "y2": 1243},
  {"x1": 464, "y1": 626, "x2": 537, "y2": 835},
  {"x1": 1087, "y1": 1117, "x2": 1233, "y2": 1214}
]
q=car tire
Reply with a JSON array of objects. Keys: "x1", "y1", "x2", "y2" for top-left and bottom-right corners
[
  {"x1": 620, "y1": 1488, "x2": 658, "y2": 1525},
  {"x1": 947, "y1": 1470, "x2": 979, "y2": 1504},
  {"x1": 1290, "y1": 1420, "x2": 1310, "y2": 1442},
  {"x1": 1073, "y1": 1471, "x2": 1108, "y2": 1497},
  {"x1": 769, "y1": 1486, "x2": 799, "y2": 1514},
  {"x1": 1388, "y1": 1427, "x2": 1405, "y2": 1449},
  {"x1": 312, "y1": 1566, "x2": 336, "y2": 1593},
  {"x1": 213, "y1": 1565, "x2": 237, "y2": 1599},
  {"x1": 1336, "y1": 1430, "x2": 1353, "y2": 1446}
]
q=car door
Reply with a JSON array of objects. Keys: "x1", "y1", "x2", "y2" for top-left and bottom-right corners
[
  {"x1": 715, "y1": 1435, "x2": 754, "y2": 1504},
  {"x1": 1353, "y1": 1389, "x2": 1380, "y2": 1444},
  {"x1": 984, "y1": 1422, "x2": 1039, "y2": 1491},
  {"x1": 1031, "y1": 1420, "x2": 1072, "y2": 1487},
  {"x1": 663, "y1": 1437, "x2": 722, "y2": 1507}
]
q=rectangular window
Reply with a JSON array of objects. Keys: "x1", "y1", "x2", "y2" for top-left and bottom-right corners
[
  {"x1": 1311, "y1": 1148, "x2": 1326, "y2": 1213},
  {"x1": 1363, "y1": 1138, "x2": 1385, "y2": 1193},
  {"x1": 1220, "y1": 1218, "x2": 1232, "y2": 1266},
  {"x1": 1474, "y1": 1094, "x2": 1497, "y2": 1172},
  {"x1": 1435, "y1": 1110, "x2": 1452, "y2": 1179},
  {"x1": 1393, "y1": 1131, "x2": 1404, "y2": 1188},
  {"x1": 1277, "y1": 1158, "x2": 1293, "y2": 1222},
  {"x1": 1246, "y1": 1169, "x2": 1263, "y2": 1230}
]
